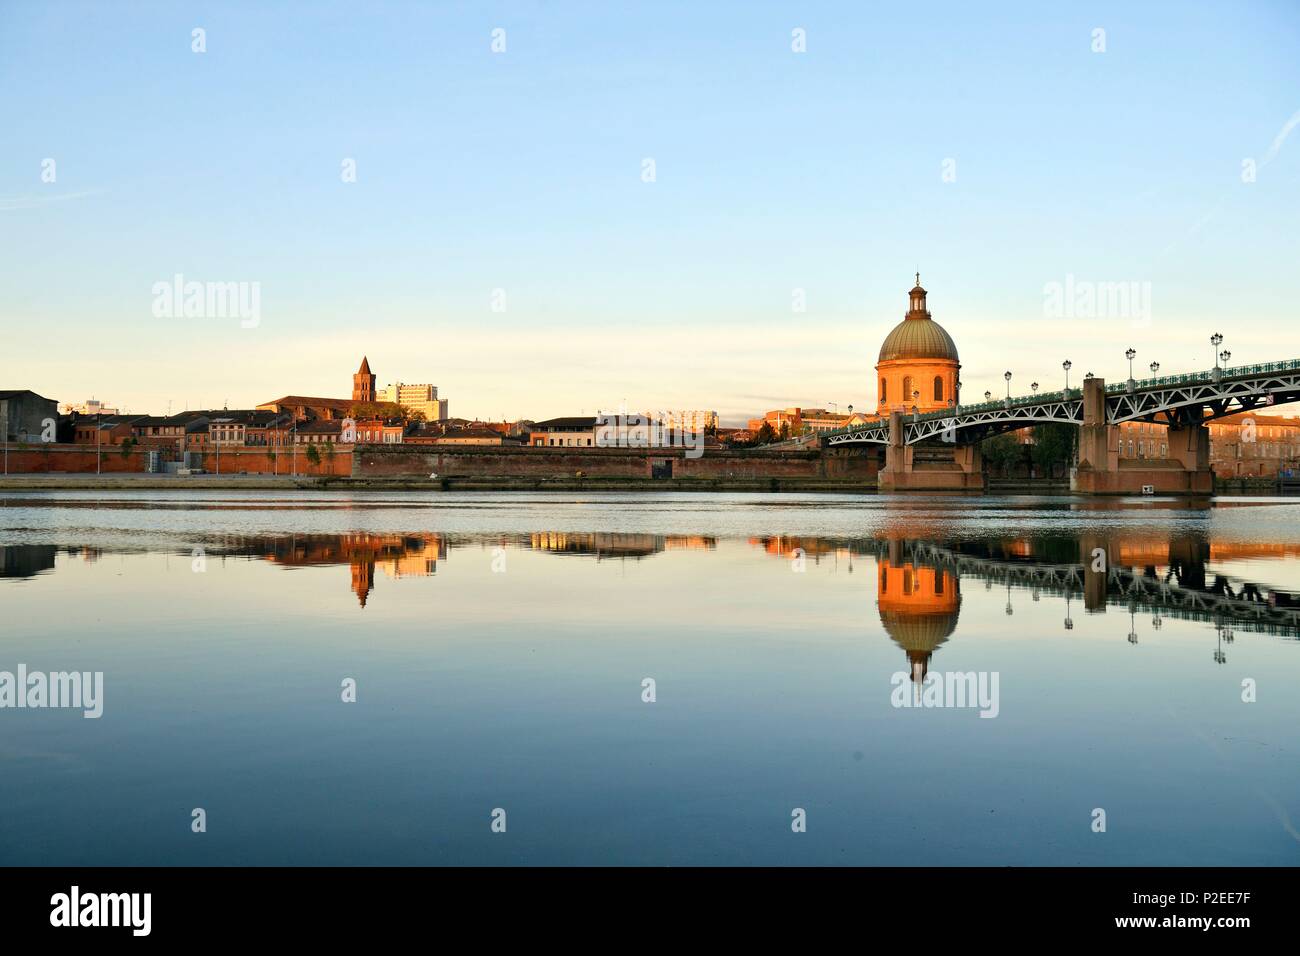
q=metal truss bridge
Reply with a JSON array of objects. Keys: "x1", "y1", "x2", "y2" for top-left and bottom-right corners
[{"x1": 823, "y1": 359, "x2": 1300, "y2": 447}]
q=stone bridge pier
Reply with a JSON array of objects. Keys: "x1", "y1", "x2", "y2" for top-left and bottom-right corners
[
  {"x1": 1070, "y1": 378, "x2": 1213, "y2": 495},
  {"x1": 877, "y1": 411, "x2": 984, "y2": 493}
]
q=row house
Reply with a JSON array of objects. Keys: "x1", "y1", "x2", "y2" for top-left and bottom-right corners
[
  {"x1": 72, "y1": 414, "x2": 145, "y2": 445},
  {"x1": 353, "y1": 418, "x2": 406, "y2": 444},
  {"x1": 132, "y1": 412, "x2": 211, "y2": 446}
]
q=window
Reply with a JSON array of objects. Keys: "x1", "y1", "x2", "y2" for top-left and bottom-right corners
[
  {"x1": 934, "y1": 376, "x2": 943, "y2": 402},
  {"x1": 903, "y1": 376, "x2": 914, "y2": 403},
  {"x1": 880, "y1": 379, "x2": 887, "y2": 403}
]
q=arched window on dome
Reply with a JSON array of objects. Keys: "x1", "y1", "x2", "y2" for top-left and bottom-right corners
[
  {"x1": 903, "y1": 376, "x2": 914, "y2": 404},
  {"x1": 880, "y1": 378, "x2": 887, "y2": 403},
  {"x1": 933, "y1": 376, "x2": 944, "y2": 402}
]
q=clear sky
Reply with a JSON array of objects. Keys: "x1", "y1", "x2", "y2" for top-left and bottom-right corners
[{"x1": 2, "y1": 0, "x2": 1298, "y2": 424}]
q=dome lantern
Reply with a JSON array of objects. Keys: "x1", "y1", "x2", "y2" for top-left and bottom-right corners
[{"x1": 908, "y1": 272, "x2": 928, "y2": 317}]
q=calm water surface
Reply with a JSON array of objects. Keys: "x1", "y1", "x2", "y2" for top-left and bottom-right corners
[{"x1": 1, "y1": 491, "x2": 1298, "y2": 865}]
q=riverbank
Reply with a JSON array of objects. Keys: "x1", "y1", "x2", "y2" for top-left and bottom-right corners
[{"x1": 0, "y1": 474, "x2": 880, "y2": 493}]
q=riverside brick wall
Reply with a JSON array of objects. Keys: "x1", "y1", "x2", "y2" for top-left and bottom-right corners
[
  {"x1": 0, "y1": 443, "x2": 352, "y2": 476},
  {"x1": 1, "y1": 444, "x2": 146, "y2": 473},
  {"x1": 354, "y1": 445, "x2": 881, "y2": 480}
]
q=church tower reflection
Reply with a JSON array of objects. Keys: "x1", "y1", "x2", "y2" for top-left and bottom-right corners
[{"x1": 877, "y1": 543, "x2": 962, "y2": 687}]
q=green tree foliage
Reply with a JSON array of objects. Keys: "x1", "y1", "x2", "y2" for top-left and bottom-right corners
[
  {"x1": 350, "y1": 401, "x2": 424, "y2": 423},
  {"x1": 980, "y1": 432, "x2": 1024, "y2": 475},
  {"x1": 1030, "y1": 422, "x2": 1077, "y2": 472}
]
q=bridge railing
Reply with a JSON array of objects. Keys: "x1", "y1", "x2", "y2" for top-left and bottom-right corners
[
  {"x1": 1104, "y1": 359, "x2": 1300, "y2": 393},
  {"x1": 819, "y1": 359, "x2": 1300, "y2": 439}
]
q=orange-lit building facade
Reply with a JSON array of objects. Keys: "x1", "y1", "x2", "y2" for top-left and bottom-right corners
[
  {"x1": 876, "y1": 277, "x2": 960, "y2": 415},
  {"x1": 1207, "y1": 411, "x2": 1300, "y2": 478},
  {"x1": 1111, "y1": 412, "x2": 1300, "y2": 478}
]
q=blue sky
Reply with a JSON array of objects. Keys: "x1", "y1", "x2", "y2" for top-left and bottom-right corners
[{"x1": 2, "y1": 0, "x2": 1298, "y2": 423}]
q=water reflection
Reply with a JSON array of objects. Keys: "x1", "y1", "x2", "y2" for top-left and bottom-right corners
[
  {"x1": 6, "y1": 530, "x2": 1297, "y2": 640},
  {"x1": 4, "y1": 506, "x2": 1300, "y2": 866},
  {"x1": 0, "y1": 543, "x2": 57, "y2": 579}
]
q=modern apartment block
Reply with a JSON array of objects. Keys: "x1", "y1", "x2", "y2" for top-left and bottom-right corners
[{"x1": 379, "y1": 382, "x2": 449, "y2": 422}]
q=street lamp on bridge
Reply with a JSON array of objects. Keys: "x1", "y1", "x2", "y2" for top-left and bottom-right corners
[
  {"x1": 1125, "y1": 348, "x2": 1136, "y2": 385},
  {"x1": 1211, "y1": 332, "x2": 1224, "y2": 370},
  {"x1": 984, "y1": 390, "x2": 992, "y2": 402},
  {"x1": 1220, "y1": 349, "x2": 1232, "y2": 368},
  {"x1": 1149, "y1": 361, "x2": 1160, "y2": 377},
  {"x1": 1062, "y1": 359, "x2": 1072, "y2": 395},
  {"x1": 1003, "y1": 370, "x2": 1012, "y2": 402},
  {"x1": 1031, "y1": 381, "x2": 1039, "y2": 395}
]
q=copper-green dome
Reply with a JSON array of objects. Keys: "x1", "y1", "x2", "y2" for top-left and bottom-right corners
[
  {"x1": 878, "y1": 280, "x2": 960, "y2": 363},
  {"x1": 879, "y1": 608, "x2": 960, "y2": 652},
  {"x1": 878, "y1": 314, "x2": 960, "y2": 363}
]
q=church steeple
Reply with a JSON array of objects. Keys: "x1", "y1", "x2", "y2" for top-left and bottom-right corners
[{"x1": 352, "y1": 356, "x2": 376, "y2": 403}]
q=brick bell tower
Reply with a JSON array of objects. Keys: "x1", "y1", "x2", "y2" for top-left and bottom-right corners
[{"x1": 352, "y1": 356, "x2": 376, "y2": 404}]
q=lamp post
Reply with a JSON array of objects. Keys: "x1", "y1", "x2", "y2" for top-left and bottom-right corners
[
  {"x1": 1125, "y1": 348, "x2": 1136, "y2": 386},
  {"x1": 1003, "y1": 370, "x2": 1012, "y2": 407},
  {"x1": 1062, "y1": 359, "x2": 1072, "y2": 395},
  {"x1": 984, "y1": 390, "x2": 992, "y2": 402},
  {"x1": 1211, "y1": 333, "x2": 1223, "y2": 370},
  {"x1": 1031, "y1": 381, "x2": 1039, "y2": 396},
  {"x1": 1220, "y1": 349, "x2": 1231, "y2": 369},
  {"x1": 1149, "y1": 361, "x2": 1160, "y2": 378}
]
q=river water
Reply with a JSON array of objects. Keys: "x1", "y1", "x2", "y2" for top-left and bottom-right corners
[{"x1": 1, "y1": 490, "x2": 1298, "y2": 865}]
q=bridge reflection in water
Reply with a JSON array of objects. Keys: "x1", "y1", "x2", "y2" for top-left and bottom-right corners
[
  {"x1": 749, "y1": 531, "x2": 1300, "y2": 679},
  {"x1": 6, "y1": 530, "x2": 1297, "y2": 648}
]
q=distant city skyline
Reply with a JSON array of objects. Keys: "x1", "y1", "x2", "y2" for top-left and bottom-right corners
[{"x1": 2, "y1": 2, "x2": 1298, "y2": 424}]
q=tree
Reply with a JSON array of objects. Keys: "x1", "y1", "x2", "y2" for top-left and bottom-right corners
[
  {"x1": 350, "y1": 401, "x2": 422, "y2": 422},
  {"x1": 755, "y1": 422, "x2": 777, "y2": 445},
  {"x1": 305, "y1": 443, "x2": 321, "y2": 471},
  {"x1": 119, "y1": 436, "x2": 137, "y2": 459},
  {"x1": 1030, "y1": 423, "x2": 1077, "y2": 475},
  {"x1": 778, "y1": 421, "x2": 791, "y2": 441},
  {"x1": 980, "y1": 432, "x2": 1024, "y2": 476}
]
